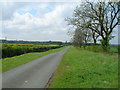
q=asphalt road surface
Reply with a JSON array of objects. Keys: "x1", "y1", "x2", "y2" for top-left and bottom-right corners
[{"x1": 2, "y1": 47, "x2": 69, "y2": 88}]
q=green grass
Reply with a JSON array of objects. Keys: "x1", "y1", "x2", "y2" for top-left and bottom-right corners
[
  {"x1": 1, "y1": 47, "x2": 66, "y2": 73},
  {"x1": 85, "y1": 45, "x2": 118, "y2": 54},
  {"x1": 49, "y1": 46, "x2": 118, "y2": 88},
  {"x1": 108, "y1": 46, "x2": 118, "y2": 54}
]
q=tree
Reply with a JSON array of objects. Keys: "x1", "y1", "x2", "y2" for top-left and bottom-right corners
[
  {"x1": 66, "y1": 1, "x2": 119, "y2": 51},
  {"x1": 72, "y1": 28, "x2": 84, "y2": 46},
  {"x1": 56, "y1": 42, "x2": 62, "y2": 46},
  {"x1": 86, "y1": 1, "x2": 119, "y2": 50},
  {"x1": 66, "y1": 2, "x2": 99, "y2": 46}
]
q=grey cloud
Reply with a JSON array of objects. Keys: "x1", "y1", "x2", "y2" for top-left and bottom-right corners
[{"x1": 1, "y1": 2, "x2": 32, "y2": 20}]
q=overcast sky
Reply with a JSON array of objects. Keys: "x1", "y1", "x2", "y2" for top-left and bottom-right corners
[{"x1": 0, "y1": 1, "x2": 119, "y2": 44}]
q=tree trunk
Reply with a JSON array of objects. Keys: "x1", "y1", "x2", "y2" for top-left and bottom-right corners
[
  {"x1": 101, "y1": 34, "x2": 110, "y2": 51},
  {"x1": 93, "y1": 38, "x2": 97, "y2": 45},
  {"x1": 92, "y1": 32, "x2": 97, "y2": 45}
]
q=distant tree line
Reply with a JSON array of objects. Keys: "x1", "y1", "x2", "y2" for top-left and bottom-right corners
[
  {"x1": 66, "y1": 1, "x2": 119, "y2": 51},
  {"x1": 1, "y1": 39, "x2": 70, "y2": 46}
]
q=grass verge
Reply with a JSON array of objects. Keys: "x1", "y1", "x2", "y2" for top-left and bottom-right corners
[
  {"x1": 49, "y1": 46, "x2": 118, "y2": 88},
  {"x1": 1, "y1": 46, "x2": 66, "y2": 73}
]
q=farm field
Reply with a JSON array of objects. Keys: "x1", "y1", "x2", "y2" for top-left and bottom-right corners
[
  {"x1": 2, "y1": 43, "x2": 63, "y2": 58},
  {"x1": 1, "y1": 45, "x2": 65, "y2": 73},
  {"x1": 49, "y1": 46, "x2": 118, "y2": 88}
]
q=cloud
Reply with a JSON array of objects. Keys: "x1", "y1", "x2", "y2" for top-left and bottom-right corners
[
  {"x1": 1, "y1": 2, "x2": 29, "y2": 20},
  {"x1": 2, "y1": 2, "x2": 118, "y2": 44},
  {"x1": 3, "y1": 2, "x2": 78, "y2": 41}
]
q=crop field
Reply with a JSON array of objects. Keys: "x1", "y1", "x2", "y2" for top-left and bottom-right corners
[{"x1": 2, "y1": 43, "x2": 63, "y2": 58}]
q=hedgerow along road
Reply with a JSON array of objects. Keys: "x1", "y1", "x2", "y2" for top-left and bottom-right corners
[{"x1": 2, "y1": 47, "x2": 69, "y2": 88}]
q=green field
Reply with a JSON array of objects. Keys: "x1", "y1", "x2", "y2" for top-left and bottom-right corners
[
  {"x1": 49, "y1": 46, "x2": 118, "y2": 88},
  {"x1": 1, "y1": 46, "x2": 65, "y2": 73}
]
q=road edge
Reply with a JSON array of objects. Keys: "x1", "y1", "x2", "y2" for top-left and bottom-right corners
[{"x1": 45, "y1": 46, "x2": 70, "y2": 88}]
